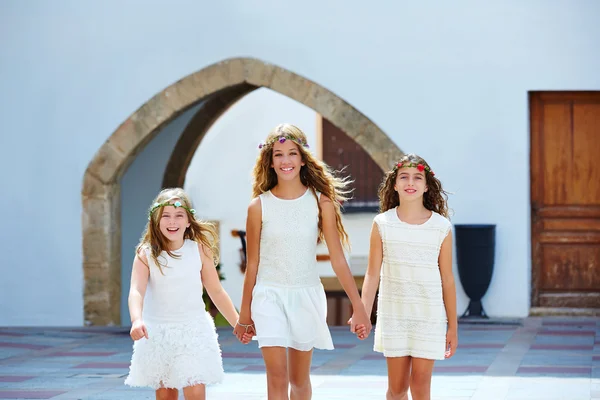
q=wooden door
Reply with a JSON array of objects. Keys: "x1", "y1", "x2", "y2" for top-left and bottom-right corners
[{"x1": 530, "y1": 92, "x2": 600, "y2": 309}]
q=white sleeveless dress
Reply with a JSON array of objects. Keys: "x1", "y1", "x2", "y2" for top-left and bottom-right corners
[
  {"x1": 251, "y1": 189, "x2": 334, "y2": 351},
  {"x1": 124, "y1": 239, "x2": 224, "y2": 389},
  {"x1": 373, "y1": 208, "x2": 451, "y2": 360}
]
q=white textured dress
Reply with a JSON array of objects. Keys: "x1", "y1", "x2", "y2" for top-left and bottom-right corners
[
  {"x1": 251, "y1": 189, "x2": 334, "y2": 351},
  {"x1": 125, "y1": 239, "x2": 224, "y2": 389},
  {"x1": 373, "y1": 208, "x2": 451, "y2": 360}
]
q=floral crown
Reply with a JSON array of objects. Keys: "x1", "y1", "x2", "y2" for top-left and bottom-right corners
[
  {"x1": 258, "y1": 135, "x2": 309, "y2": 150},
  {"x1": 395, "y1": 161, "x2": 435, "y2": 176},
  {"x1": 148, "y1": 200, "x2": 196, "y2": 220}
]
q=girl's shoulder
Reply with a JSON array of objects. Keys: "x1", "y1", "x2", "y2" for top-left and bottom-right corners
[
  {"x1": 191, "y1": 239, "x2": 209, "y2": 254},
  {"x1": 183, "y1": 239, "x2": 204, "y2": 262},
  {"x1": 430, "y1": 212, "x2": 452, "y2": 230},
  {"x1": 185, "y1": 239, "x2": 201, "y2": 251},
  {"x1": 192, "y1": 240, "x2": 208, "y2": 259},
  {"x1": 136, "y1": 243, "x2": 151, "y2": 256},
  {"x1": 373, "y1": 208, "x2": 396, "y2": 224}
]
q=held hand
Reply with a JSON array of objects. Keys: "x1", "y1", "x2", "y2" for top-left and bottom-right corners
[
  {"x1": 130, "y1": 319, "x2": 149, "y2": 341},
  {"x1": 234, "y1": 322, "x2": 255, "y2": 344},
  {"x1": 349, "y1": 308, "x2": 372, "y2": 339},
  {"x1": 241, "y1": 325, "x2": 255, "y2": 344},
  {"x1": 445, "y1": 328, "x2": 458, "y2": 358},
  {"x1": 233, "y1": 314, "x2": 255, "y2": 344},
  {"x1": 348, "y1": 317, "x2": 369, "y2": 340},
  {"x1": 354, "y1": 324, "x2": 368, "y2": 340}
]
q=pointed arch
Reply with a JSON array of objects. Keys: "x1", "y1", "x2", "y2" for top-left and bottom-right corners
[{"x1": 82, "y1": 57, "x2": 402, "y2": 325}]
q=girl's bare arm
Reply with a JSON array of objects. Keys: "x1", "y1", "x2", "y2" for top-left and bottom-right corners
[
  {"x1": 320, "y1": 195, "x2": 372, "y2": 334},
  {"x1": 200, "y1": 244, "x2": 239, "y2": 327},
  {"x1": 361, "y1": 222, "x2": 383, "y2": 316}
]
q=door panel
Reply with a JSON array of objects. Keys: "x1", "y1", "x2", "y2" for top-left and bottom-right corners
[{"x1": 530, "y1": 92, "x2": 600, "y2": 309}]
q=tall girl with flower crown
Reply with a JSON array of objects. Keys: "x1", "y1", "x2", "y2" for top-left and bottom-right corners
[{"x1": 233, "y1": 123, "x2": 372, "y2": 400}]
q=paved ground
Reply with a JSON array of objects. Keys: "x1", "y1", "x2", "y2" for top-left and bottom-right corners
[{"x1": 0, "y1": 317, "x2": 598, "y2": 399}]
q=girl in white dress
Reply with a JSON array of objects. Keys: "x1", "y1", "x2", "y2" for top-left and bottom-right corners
[
  {"x1": 125, "y1": 188, "x2": 250, "y2": 400},
  {"x1": 360, "y1": 154, "x2": 458, "y2": 400},
  {"x1": 234, "y1": 123, "x2": 372, "y2": 399}
]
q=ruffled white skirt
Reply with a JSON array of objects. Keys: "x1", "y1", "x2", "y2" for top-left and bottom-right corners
[
  {"x1": 251, "y1": 283, "x2": 334, "y2": 351},
  {"x1": 124, "y1": 312, "x2": 223, "y2": 389}
]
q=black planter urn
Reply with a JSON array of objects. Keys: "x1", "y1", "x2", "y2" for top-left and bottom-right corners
[{"x1": 454, "y1": 224, "x2": 496, "y2": 318}]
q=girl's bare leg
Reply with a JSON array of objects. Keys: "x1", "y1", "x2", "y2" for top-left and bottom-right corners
[
  {"x1": 385, "y1": 356, "x2": 411, "y2": 400},
  {"x1": 182, "y1": 384, "x2": 206, "y2": 400},
  {"x1": 409, "y1": 357, "x2": 435, "y2": 400},
  {"x1": 262, "y1": 346, "x2": 289, "y2": 400},
  {"x1": 155, "y1": 388, "x2": 178, "y2": 400},
  {"x1": 288, "y1": 348, "x2": 313, "y2": 400}
]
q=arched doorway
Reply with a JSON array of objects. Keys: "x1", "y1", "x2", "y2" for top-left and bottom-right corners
[{"x1": 82, "y1": 57, "x2": 403, "y2": 325}]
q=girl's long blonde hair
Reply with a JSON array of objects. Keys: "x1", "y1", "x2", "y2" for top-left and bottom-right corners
[
  {"x1": 378, "y1": 153, "x2": 450, "y2": 218},
  {"x1": 136, "y1": 188, "x2": 219, "y2": 274},
  {"x1": 252, "y1": 123, "x2": 352, "y2": 248}
]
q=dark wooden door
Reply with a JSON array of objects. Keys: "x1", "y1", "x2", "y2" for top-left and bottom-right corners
[{"x1": 530, "y1": 92, "x2": 600, "y2": 309}]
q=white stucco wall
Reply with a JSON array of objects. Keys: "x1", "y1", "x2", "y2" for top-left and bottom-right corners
[{"x1": 2, "y1": 0, "x2": 600, "y2": 325}]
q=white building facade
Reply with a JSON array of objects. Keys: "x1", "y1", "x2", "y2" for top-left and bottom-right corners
[{"x1": 1, "y1": 1, "x2": 599, "y2": 326}]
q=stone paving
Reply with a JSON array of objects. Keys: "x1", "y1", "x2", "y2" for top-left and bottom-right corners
[{"x1": 0, "y1": 317, "x2": 598, "y2": 399}]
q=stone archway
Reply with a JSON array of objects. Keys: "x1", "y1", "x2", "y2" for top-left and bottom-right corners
[{"x1": 82, "y1": 57, "x2": 403, "y2": 326}]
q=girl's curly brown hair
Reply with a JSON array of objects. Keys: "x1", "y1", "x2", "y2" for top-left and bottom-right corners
[
  {"x1": 252, "y1": 123, "x2": 352, "y2": 248},
  {"x1": 378, "y1": 153, "x2": 449, "y2": 218},
  {"x1": 137, "y1": 188, "x2": 219, "y2": 274}
]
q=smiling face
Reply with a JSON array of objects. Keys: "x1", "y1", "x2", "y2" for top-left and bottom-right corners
[
  {"x1": 394, "y1": 167, "x2": 428, "y2": 202},
  {"x1": 158, "y1": 202, "x2": 191, "y2": 244},
  {"x1": 271, "y1": 138, "x2": 305, "y2": 182}
]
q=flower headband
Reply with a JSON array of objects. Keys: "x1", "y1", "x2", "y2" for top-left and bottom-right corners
[
  {"x1": 258, "y1": 135, "x2": 309, "y2": 150},
  {"x1": 148, "y1": 200, "x2": 196, "y2": 220},
  {"x1": 395, "y1": 162, "x2": 435, "y2": 176}
]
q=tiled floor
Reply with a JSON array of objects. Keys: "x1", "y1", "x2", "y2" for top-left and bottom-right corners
[{"x1": 0, "y1": 317, "x2": 598, "y2": 399}]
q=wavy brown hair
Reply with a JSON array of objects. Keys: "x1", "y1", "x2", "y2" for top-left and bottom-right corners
[
  {"x1": 252, "y1": 123, "x2": 352, "y2": 248},
  {"x1": 136, "y1": 188, "x2": 219, "y2": 274},
  {"x1": 378, "y1": 153, "x2": 449, "y2": 218}
]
